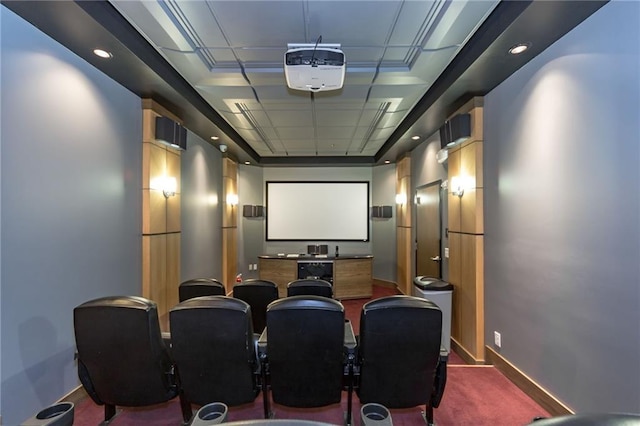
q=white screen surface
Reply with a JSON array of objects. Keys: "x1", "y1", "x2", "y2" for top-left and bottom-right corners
[{"x1": 266, "y1": 181, "x2": 369, "y2": 241}]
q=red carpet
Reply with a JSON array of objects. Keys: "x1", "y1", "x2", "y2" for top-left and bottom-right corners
[
  {"x1": 72, "y1": 286, "x2": 550, "y2": 425},
  {"x1": 73, "y1": 366, "x2": 549, "y2": 425}
]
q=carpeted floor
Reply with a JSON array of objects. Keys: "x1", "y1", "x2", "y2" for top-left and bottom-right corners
[{"x1": 71, "y1": 286, "x2": 550, "y2": 425}]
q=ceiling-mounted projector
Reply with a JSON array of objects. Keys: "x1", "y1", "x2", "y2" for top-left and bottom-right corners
[{"x1": 284, "y1": 43, "x2": 345, "y2": 92}]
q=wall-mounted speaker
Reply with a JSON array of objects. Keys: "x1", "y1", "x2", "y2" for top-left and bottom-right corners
[
  {"x1": 155, "y1": 116, "x2": 187, "y2": 150},
  {"x1": 439, "y1": 113, "x2": 471, "y2": 149},
  {"x1": 242, "y1": 205, "x2": 264, "y2": 218},
  {"x1": 371, "y1": 205, "x2": 392, "y2": 218}
]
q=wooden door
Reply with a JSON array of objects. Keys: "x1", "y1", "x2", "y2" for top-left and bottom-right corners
[{"x1": 416, "y1": 181, "x2": 442, "y2": 278}]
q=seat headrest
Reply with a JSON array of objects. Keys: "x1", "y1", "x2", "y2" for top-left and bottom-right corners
[
  {"x1": 181, "y1": 278, "x2": 223, "y2": 286},
  {"x1": 288, "y1": 279, "x2": 332, "y2": 288},
  {"x1": 268, "y1": 295, "x2": 343, "y2": 312},
  {"x1": 171, "y1": 295, "x2": 250, "y2": 313},
  {"x1": 75, "y1": 295, "x2": 155, "y2": 312},
  {"x1": 363, "y1": 295, "x2": 440, "y2": 313},
  {"x1": 236, "y1": 279, "x2": 277, "y2": 288}
]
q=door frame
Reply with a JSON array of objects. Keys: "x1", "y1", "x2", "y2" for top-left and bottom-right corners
[{"x1": 414, "y1": 179, "x2": 443, "y2": 278}]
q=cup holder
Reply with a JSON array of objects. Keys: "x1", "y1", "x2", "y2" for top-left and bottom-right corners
[
  {"x1": 191, "y1": 402, "x2": 228, "y2": 425},
  {"x1": 21, "y1": 402, "x2": 74, "y2": 426},
  {"x1": 361, "y1": 403, "x2": 393, "y2": 426}
]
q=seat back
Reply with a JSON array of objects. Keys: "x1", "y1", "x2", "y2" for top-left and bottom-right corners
[
  {"x1": 179, "y1": 278, "x2": 225, "y2": 302},
  {"x1": 73, "y1": 296, "x2": 177, "y2": 407},
  {"x1": 170, "y1": 296, "x2": 259, "y2": 407},
  {"x1": 357, "y1": 295, "x2": 443, "y2": 408},
  {"x1": 266, "y1": 296, "x2": 345, "y2": 407},
  {"x1": 233, "y1": 279, "x2": 279, "y2": 333},
  {"x1": 286, "y1": 279, "x2": 333, "y2": 298}
]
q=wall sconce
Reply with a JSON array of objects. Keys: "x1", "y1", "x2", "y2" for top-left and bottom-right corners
[
  {"x1": 451, "y1": 175, "x2": 474, "y2": 197},
  {"x1": 150, "y1": 175, "x2": 177, "y2": 198},
  {"x1": 395, "y1": 193, "x2": 407, "y2": 205},
  {"x1": 226, "y1": 193, "x2": 239, "y2": 206},
  {"x1": 451, "y1": 176, "x2": 464, "y2": 197}
]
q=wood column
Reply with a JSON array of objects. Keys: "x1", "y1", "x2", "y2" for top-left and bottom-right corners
[
  {"x1": 448, "y1": 97, "x2": 485, "y2": 363},
  {"x1": 396, "y1": 156, "x2": 412, "y2": 295},
  {"x1": 222, "y1": 157, "x2": 238, "y2": 292},
  {"x1": 141, "y1": 99, "x2": 181, "y2": 320}
]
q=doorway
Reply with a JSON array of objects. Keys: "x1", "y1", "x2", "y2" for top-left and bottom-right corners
[{"x1": 415, "y1": 180, "x2": 442, "y2": 278}]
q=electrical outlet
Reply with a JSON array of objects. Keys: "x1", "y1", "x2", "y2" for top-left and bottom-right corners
[
  {"x1": 248, "y1": 264, "x2": 253, "y2": 271},
  {"x1": 494, "y1": 331, "x2": 502, "y2": 348},
  {"x1": 253, "y1": 263, "x2": 258, "y2": 271}
]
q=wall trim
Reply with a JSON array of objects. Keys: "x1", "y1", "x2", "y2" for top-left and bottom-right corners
[
  {"x1": 59, "y1": 385, "x2": 88, "y2": 406},
  {"x1": 451, "y1": 337, "x2": 485, "y2": 365},
  {"x1": 373, "y1": 278, "x2": 397, "y2": 291},
  {"x1": 485, "y1": 346, "x2": 574, "y2": 416}
]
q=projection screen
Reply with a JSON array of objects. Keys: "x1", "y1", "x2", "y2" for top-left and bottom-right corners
[{"x1": 266, "y1": 181, "x2": 370, "y2": 241}]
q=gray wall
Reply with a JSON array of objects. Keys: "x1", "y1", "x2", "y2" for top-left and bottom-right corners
[
  {"x1": 238, "y1": 165, "x2": 265, "y2": 280},
  {"x1": 1, "y1": 8, "x2": 142, "y2": 424},
  {"x1": 371, "y1": 164, "x2": 396, "y2": 282},
  {"x1": 483, "y1": 0, "x2": 640, "y2": 413},
  {"x1": 180, "y1": 133, "x2": 223, "y2": 281}
]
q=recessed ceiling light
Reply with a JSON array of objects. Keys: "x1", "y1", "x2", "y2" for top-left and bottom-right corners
[
  {"x1": 508, "y1": 43, "x2": 531, "y2": 55},
  {"x1": 211, "y1": 136, "x2": 220, "y2": 140},
  {"x1": 93, "y1": 49, "x2": 112, "y2": 59},
  {"x1": 411, "y1": 135, "x2": 420, "y2": 140},
  {"x1": 384, "y1": 160, "x2": 391, "y2": 164},
  {"x1": 244, "y1": 161, "x2": 250, "y2": 165}
]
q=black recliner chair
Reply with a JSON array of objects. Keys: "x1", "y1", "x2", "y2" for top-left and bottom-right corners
[
  {"x1": 179, "y1": 278, "x2": 226, "y2": 302},
  {"x1": 73, "y1": 296, "x2": 180, "y2": 423},
  {"x1": 170, "y1": 296, "x2": 260, "y2": 423},
  {"x1": 286, "y1": 279, "x2": 333, "y2": 298},
  {"x1": 261, "y1": 296, "x2": 353, "y2": 424},
  {"x1": 233, "y1": 279, "x2": 279, "y2": 333},
  {"x1": 356, "y1": 295, "x2": 447, "y2": 426}
]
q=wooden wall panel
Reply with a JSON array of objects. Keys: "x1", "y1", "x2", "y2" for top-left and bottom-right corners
[
  {"x1": 447, "y1": 98, "x2": 485, "y2": 363},
  {"x1": 461, "y1": 188, "x2": 484, "y2": 234},
  {"x1": 222, "y1": 157, "x2": 238, "y2": 289},
  {"x1": 141, "y1": 100, "x2": 181, "y2": 321},
  {"x1": 396, "y1": 156, "x2": 412, "y2": 295},
  {"x1": 396, "y1": 227, "x2": 412, "y2": 295},
  {"x1": 222, "y1": 227, "x2": 237, "y2": 291},
  {"x1": 460, "y1": 233, "x2": 478, "y2": 356},
  {"x1": 166, "y1": 233, "x2": 181, "y2": 309},
  {"x1": 142, "y1": 234, "x2": 167, "y2": 314},
  {"x1": 449, "y1": 232, "x2": 462, "y2": 341}
]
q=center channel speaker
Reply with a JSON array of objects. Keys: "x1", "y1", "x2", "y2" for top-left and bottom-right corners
[{"x1": 307, "y1": 244, "x2": 328, "y2": 255}]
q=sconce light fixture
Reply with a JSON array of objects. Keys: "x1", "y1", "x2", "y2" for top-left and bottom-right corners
[
  {"x1": 451, "y1": 175, "x2": 474, "y2": 197},
  {"x1": 226, "y1": 193, "x2": 239, "y2": 206},
  {"x1": 150, "y1": 175, "x2": 177, "y2": 198},
  {"x1": 395, "y1": 193, "x2": 407, "y2": 205}
]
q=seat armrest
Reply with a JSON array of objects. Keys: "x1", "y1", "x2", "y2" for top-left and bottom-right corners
[
  {"x1": 257, "y1": 328, "x2": 268, "y2": 357},
  {"x1": 161, "y1": 331, "x2": 172, "y2": 349},
  {"x1": 431, "y1": 357, "x2": 447, "y2": 408},
  {"x1": 343, "y1": 320, "x2": 357, "y2": 354}
]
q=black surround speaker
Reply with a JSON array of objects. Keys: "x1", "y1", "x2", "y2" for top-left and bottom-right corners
[
  {"x1": 242, "y1": 205, "x2": 264, "y2": 217},
  {"x1": 155, "y1": 116, "x2": 187, "y2": 150},
  {"x1": 371, "y1": 206, "x2": 392, "y2": 218},
  {"x1": 439, "y1": 113, "x2": 471, "y2": 149}
]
